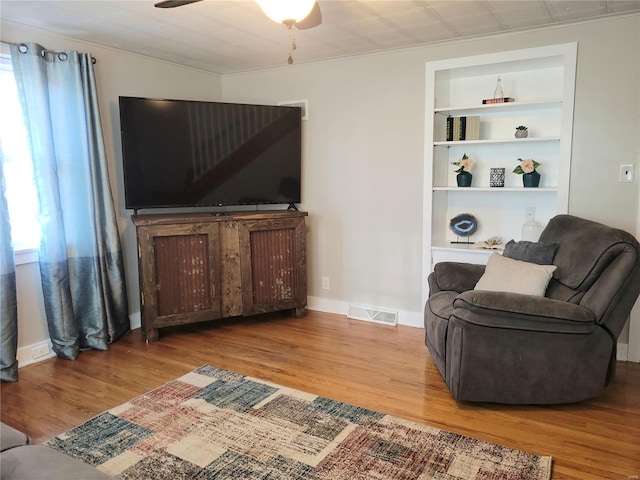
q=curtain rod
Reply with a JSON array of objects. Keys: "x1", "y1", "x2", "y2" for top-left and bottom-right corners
[{"x1": 4, "y1": 41, "x2": 97, "y2": 64}]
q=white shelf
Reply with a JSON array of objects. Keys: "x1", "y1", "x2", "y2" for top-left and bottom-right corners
[
  {"x1": 432, "y1": 243, "x2": 502, "y2": 252},
  {"x1": 435, "y1": 100, "x2": 562, "y2": 116},
  {"x1": 431, "y1": 244, "x2": 500, "y2": 265},
  {"x1": 433, "y1": 187, "x2": 557, "y2": 192},
  {"x1": 422, "y1": 43, "x2": 577, "y2": 309},
  {"x1": 434, "y1": 137, "x2": 560, "y2": 146}
]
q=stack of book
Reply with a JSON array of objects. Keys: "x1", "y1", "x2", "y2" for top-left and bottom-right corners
[
  {"x1": 446, "y1": 116, "x2": 480, "y2": 141},
  {"x1": 482, "y1": 97, "x2": 515, "y2": 105}
]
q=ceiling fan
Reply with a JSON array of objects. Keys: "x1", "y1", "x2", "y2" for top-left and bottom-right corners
[{"x1": 154, "y1": 0, "x2": 323, "y2": 30}]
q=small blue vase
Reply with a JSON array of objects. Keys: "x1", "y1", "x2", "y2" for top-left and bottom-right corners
[
  {"x1": 522, "y1": 171, "x2": 540, "y2": 188},
  {"x1": 456, "y1": 171, "x2": 472, "y2": 187}
]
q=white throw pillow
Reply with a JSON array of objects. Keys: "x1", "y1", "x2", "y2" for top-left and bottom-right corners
[{"x1": 474, "y1": 252, "x2": 557, "y2": 297}]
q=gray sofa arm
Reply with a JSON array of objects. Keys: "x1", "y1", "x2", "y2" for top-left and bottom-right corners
[
  {"x1": 429, "y1": 262, "x2": 486, "y2": 295},
  {"x1": 1, "y1": 423, "x2": 115, "y2": 480},
  {"x1": 453, "y1": 290, "x2": 596, "y2": 333},
  {"x1": 2, "y1": 445, "x2": 116, "y2": 480},
  {"x1": 1, "y1": 424, "x2": 30, "y2": 452}
]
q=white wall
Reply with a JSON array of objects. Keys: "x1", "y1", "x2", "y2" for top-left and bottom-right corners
[
  {"x1": 1, "y1": 21, "x2": 223, "y2": 359},
  {"x1": 222, "y1": 15, "x2": 640, "y2": 334},
  {"x1": 3, "y1": 14, "x2": 639, "y2": 357}
]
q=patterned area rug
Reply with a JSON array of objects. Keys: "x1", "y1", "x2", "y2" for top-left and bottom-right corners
[{"x1": 46, "y1": 365, "x2": 552, "y2": 479}]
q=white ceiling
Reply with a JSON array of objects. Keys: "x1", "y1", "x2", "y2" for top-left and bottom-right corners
[{"x1": 2, "y1": 0, "x2": 640, "y2": 74}]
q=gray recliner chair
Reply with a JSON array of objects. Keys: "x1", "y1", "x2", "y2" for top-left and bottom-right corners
[{"x1": 424, "y1": 215, "x2": 640, "y2": 404}]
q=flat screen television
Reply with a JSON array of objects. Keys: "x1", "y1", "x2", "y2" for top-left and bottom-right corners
[{"x1": 119, "y1": 96, "x2": 302, "y2": 210}]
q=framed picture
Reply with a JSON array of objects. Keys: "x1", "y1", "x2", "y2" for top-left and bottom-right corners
[{"x1": 278, "y1": 99, "x2": 308, "y2": 120}]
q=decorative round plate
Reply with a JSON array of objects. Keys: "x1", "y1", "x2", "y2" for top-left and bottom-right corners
[{"x1": 449, "y1": 213, "x2": 478, "y2": 237}]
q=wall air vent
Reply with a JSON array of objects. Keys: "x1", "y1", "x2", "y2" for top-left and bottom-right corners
[{"x1": 347, "y1": 304, "x2": 398, "y2": 326}]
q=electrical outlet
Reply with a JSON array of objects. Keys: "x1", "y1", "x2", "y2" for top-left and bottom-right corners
[
  {"x1": 619, "y1": 164, "x2": 634, "y2": 183},
  {"x1": 525, "y1": 207, "x2": 535, "y2": 221},
  {"x1": 32, "y1": 344, "x2": 50, "y2": 359},
  {"x1": 322, "y1": 276, "x2": 330, "y2": 290}
]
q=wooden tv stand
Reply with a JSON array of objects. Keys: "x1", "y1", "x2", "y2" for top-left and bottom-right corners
[{"x1": 132, "y1": 210, "x2": 307, "y2": 341}]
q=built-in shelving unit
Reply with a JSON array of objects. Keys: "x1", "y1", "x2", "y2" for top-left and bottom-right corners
[{"x1": 422, "y1": 43, "x2": 577, "y2": 304}]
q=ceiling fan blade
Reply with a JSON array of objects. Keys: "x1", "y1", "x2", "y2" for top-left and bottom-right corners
[
  {"x1": 294, "y1": 1, "x2": 322, "y2": 29},
  {"x1": 154, "y1": 0, "x2": 202, "y2": 8}
]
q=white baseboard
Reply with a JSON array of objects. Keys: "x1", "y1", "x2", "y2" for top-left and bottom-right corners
[
  {"x1": 130, "y1": 312, "x2": 141, "y2": 330},
  {"x1": 306, "y1": 296, "x2": 349, "y2": 316},
  {"x1": 397, "y1": 310, "x2": 424, "y2": 328},
  {"x1": 307, "y1": 296, "x2": 424, "y2": 329},
  {"x1": 617, "y1": 342, "x2": 629, "y2": 361},
  {"x1": 128, "y1": 300, "x2": 422, "y2": 331},
  {"x1": 17, "y1": 339, "x2": 55, "y2": 368},
  {"x1": 17, "y1": 313, "x2": 142, "y2": 369},
  {"x1": 19, "y1": 306, "x2": 622, "y2": 366}
]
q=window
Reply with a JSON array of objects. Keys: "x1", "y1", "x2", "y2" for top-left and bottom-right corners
[{"x1": 0, "y1": 43, "x2": 41, "y2": 255}]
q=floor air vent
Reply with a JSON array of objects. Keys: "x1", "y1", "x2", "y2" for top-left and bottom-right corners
[{"x1": 347, "y1": 304, "x2": 398, "y2": 326}]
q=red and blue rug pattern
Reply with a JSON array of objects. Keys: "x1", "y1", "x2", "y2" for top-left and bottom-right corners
[{"x1": 46, "y1": 365, "x2": 552, "y2": 479}]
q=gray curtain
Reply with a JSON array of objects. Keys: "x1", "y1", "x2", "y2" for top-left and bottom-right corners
[
  {"x1": 10, "y1": 43, "x2": 129, "y2": 360},
  {"x1": 0, "y1": 152, "x2": 18, "y2": 382}
]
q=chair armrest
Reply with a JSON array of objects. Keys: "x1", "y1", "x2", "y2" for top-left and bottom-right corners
[
  {"x1": 453, "y1": 290, "x2": 596, "y2": 333},
  {"x1": 1, "y1": 423, "x2": 30, "y2": 452},
  {"x1": 429, "y1": 262, "x2": 486, "y2": 295}
]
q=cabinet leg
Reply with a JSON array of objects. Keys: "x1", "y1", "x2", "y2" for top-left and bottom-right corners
[
  {"x1": 145, "y1": 328, "x2": 159, "y2": 343},
  {"x1": 294, "y1": 307, "x2": 306, "y2": 318}
]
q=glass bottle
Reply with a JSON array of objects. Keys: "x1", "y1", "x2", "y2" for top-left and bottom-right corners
[
  {"x1": 493, "y1": 76, "x2": 504, "y2": 99},
  {"x1": 521, "y1": 209, "x2": 542, "y2": 242}
]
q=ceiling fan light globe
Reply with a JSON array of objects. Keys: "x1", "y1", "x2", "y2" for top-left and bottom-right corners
[{"x1": 255, "y1": 0, "x2": 316, "y2": 24}]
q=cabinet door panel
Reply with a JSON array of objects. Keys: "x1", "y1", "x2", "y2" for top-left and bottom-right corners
[
  {"x1": 154, "y1": 233, "x2": 212, "y2": 316},
  {"x1": 239, "y1": 217, "x2": 306, "y2": 315},
  {"x1": 250, "y1": 228, "x2": 298, "y2": 304},
  {"x1": 138, "y1": 223, "x2": 221, "y2": 335}
]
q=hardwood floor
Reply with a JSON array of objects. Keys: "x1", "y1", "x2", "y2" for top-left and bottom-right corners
[{"x1": 2, "y1": 310, "x2": 639, "y2": 479}]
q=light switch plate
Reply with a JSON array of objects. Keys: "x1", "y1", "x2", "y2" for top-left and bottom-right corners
[{"x1": 619, "y1": 164, "x2": 634, "y2": 182}]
